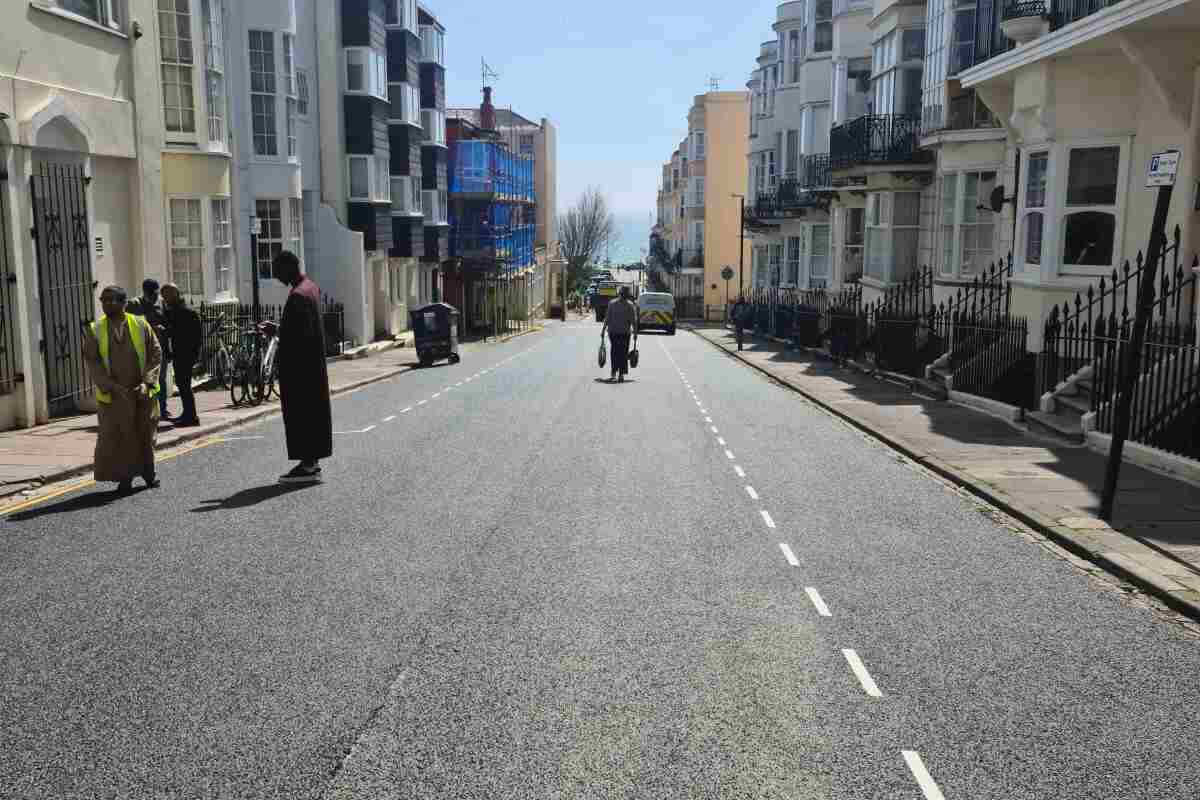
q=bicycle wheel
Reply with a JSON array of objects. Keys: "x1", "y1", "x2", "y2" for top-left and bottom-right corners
[
  {"x1": 262, "y1": 339, "x2": 279, "y2": 400},
  {"x1": 211, "y1": 348, "x2": 230, "y2": 390},
  {"x1": 247, "y1": 349, "x2": 266, "y2": 407},
  {"x1": 229, "y1": 361, "x2": 249, "y2": 407}
]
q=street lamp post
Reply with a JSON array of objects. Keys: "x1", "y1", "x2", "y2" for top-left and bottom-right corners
[{"x1": 731, "y1": 194, "x2": 745, "y2": 297}]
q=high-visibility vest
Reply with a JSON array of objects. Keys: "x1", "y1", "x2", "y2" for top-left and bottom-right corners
[{"x1": 92, "y1": 313, "x2": 157, "y2": 404}]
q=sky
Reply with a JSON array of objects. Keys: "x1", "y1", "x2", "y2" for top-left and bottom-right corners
[{"x1": 436, "y1": 0, "x2": 781, "y2": 223}]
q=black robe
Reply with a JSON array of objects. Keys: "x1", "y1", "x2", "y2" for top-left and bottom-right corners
[{"x1": 279, "y1": 276, "x2": 333, "y2": 461}]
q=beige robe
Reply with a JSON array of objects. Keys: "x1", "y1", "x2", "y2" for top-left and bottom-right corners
[{"x1": 82, "y1": 317, "x2": 163, "y2": 483}]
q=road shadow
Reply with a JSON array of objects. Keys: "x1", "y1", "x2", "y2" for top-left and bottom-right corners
[
  {"x1": 191, "y1": 483, "x2": 314, "y2": 513},
  {"x1": 7, "y1": 486, "x2": 136, "y2": 521},
  {"x1": 592, "y1": 378, "x2": 638, "y2": 385}
]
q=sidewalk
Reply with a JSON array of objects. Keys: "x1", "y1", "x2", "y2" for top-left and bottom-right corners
[
  {"x1": 691, "y1": 324, "x2": 1200, "y2": 621},
  {"x1": 0, "y1": 339, "x2": 421, "y2": 502}
]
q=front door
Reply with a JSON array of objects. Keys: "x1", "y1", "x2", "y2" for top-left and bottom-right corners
[{"x1": 31, "y1": 162, "x2": 95, "y2": 417}]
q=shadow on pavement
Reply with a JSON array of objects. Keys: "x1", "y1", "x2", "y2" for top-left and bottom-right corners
[
  {"x1": 592, "y1": 378, "x2": 637, "y2": 385},
  {"x1": 8, "y1": 487, "x2": 131, "y2": 521},
  {"x1": 191, "y1": 483, "x2": 314, "y2": 513}
]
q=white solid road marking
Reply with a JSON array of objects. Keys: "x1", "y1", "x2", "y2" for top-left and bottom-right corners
[
  {"x1": 902, "y1": 752, "x2": 946, "y2": 800},
  {"x1": 717, "y1": 437, "x2": 726, "y2": 446},
  {"x1": 778, "y1": 542, "x2": 800, "y2": 566},
  {"x1": 725, "y1": 449, "x2": 735, "y2": 460},
  {"x1": 842, "y1": 649, "x2": 883, "y2": 697},
  {"x1": 383, "y1": 415, "x2": 397, "y2": 422},
  {"x1": 746, "y1": 486, "x2": 759, "y2": 500},
  {"x1": 761, "y1": 510, "x2": 776, "y2": 528},
  {"x1": 734, "y1": 465, "x2": 746, "y2": 478},
  {"x1": 805, "y1": 587, "x2": 832, "y2": 617}
]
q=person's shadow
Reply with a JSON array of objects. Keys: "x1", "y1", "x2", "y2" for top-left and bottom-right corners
[
  {"x1": 593, "y1": 378, "x2": 637, "y2": 385},
  {"x1": 6, "y1": 488, "x2": 130, "y2": 521},
  {"x1": 191, "y1": 483, "x2": 313, "y2": 513}
]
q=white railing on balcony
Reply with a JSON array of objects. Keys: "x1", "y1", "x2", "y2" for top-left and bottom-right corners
[
  {"x1": 421, "y1": 108, "x2": 446, "y2": 147},
  {"x1": 391, "y1": 176, "x2": 422, "y2": 216},
  {"x1": 420, "y1": 25, "x2": 445, "y2": 65},
  {"x1": 388, "y1": 82, "x2": 420, "y2": 127},
  {"x1": 422, "y1": 189, "x2": 448, "y2": 225}
]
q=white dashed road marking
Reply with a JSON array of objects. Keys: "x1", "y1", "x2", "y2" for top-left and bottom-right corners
[
  {"x1": 401, "y1": 407, "x2": 412, "y2": 413},
  {"x1": 717, "y1": 437, "x2": 726, "y2": 446},
  {"x1": 432, "y1": 393, "x2": 441, "y2": 399},
  {"x1": 383, "y1": 415, "x2": 397, "y2": 422},
  {"x1": 805, "y1": 587, "x2": 832, "y2": 617},
  {"x1": 734, "y1": 465, "x2": 746, "y2": 478},
  {"x1": 417, "y1": 400, "x2": 427, "y2": 406},
  {"x1": 778, "y1": 542, "x2": 800, "y2": 566},
  {"x1": 902, "y1": 752, "x2": 946, "y2": 800},
  {"x1": 842, "y1": 649, "x2": 883, "y2": 697},
  {"x1": 746, "y1": 486, "x2": 759, "y2": 500},
  {"x1": 760, "y1": 510, "x2": 776, "y2": 528},
  {"x1": 711, "y1": 426, "x2": 719, "y2": 433},
  {"x1": 725, "y1": 449, "x2": 735, "y2": 460}
]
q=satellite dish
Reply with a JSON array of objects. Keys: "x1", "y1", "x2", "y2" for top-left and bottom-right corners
[{"x1": 989, "y1": 185, "x2": 1006, "y2": 213}]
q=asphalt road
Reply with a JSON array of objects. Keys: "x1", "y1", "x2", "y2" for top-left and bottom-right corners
[{"x1": 3, "y1": 319, "x2": 1200, "y2": 798}]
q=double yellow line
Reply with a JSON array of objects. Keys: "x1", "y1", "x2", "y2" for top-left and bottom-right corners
[{"x1": 0, "y1": 436, "x2": 227, "y2": 518}]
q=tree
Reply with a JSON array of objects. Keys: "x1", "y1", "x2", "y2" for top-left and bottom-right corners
[{"x1": 558, "y1": 187, "x2": 616, "y2": 293}]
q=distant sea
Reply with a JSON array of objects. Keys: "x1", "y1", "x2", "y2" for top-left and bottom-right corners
[{"x1": 599, "y1": 213, "x2": 655, "y2": 267}]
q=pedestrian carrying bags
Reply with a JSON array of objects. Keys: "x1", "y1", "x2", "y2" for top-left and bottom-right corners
[
  {"x1": 629, "y1": 329, "x2": 640, "y2": 369},
  {"x1": 598, "y1": 337, "x2": 607, "y2": 368}
]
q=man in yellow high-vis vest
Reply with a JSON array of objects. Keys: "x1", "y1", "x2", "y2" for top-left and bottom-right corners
[{"x1": 82, "y1": 285, "x2": 164, "y2": 494}]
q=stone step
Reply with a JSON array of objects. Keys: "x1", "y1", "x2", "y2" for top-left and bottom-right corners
[
  {"x1": 1026, "y1": 409, "x2": 1085, "y2": 444},
  {"x1": 1056, "y1": 392, "x2": 1093, "y2": 416},
  {"x1": 913, "y1": 377, "x2": 949, "y2": 401}
]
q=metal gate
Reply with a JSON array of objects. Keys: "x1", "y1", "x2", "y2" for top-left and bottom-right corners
[{"x1": 31, "y1": 163, "x2": 94, "y2": 417}]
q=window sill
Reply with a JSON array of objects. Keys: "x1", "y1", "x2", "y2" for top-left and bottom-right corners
[
  {"x1": 30, "y1": 2, "x2": 128, "y2": 38},
  {"x1": 858, "y1": 276, "x2": 893, "y2": 290}
]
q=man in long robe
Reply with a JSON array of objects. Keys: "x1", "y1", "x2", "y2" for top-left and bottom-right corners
[
  {"x1": 271, "y1": 250, "x2": 332, "y2": 483},
  {"x1": 82, "y1": 285, "x2": 164, "y2": 494}
]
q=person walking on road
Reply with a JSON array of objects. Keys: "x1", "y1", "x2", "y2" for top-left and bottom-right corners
[
  {"x1": 127, "y1": 278, "x2": 171, "y2": 420},
  {"x1": 271, "y1": 251, "x2": 332, "y2": 483},
  {"x1": 83, "y1": 285, "x2": 164, "y2": 494},
  {"x1": 601, "y1": 285, "x2": 638, "y2": 383},
  {"x1": 160, "y1": 284, "x2": 202, "y2": 427},
  {"x1": 732, "y1": 296, "x2": 749, "y2": 351}
]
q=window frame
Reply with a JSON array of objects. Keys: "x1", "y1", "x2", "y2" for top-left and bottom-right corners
[
  {"x1": 210, "y1": 196, "x2": 233, "y2": 298},
  {"x1": 785, "y1": 235, "x2": 802, "y2": 287},
  {"x1": 938, "y1": 169, "x2": 998, "y2": 278},
  {"x1": 159, "y1": 0, "x2": 197, "y2": 138},
  {"x1": 166, "y1": 196, "x2": 206, "y2": 300},
  {"x1": 35, "y1": 0, "x2": 125, "y2": 34},
  {"x1": 249, "y1": 29, "x2": 279, "y2": 158},
  {"x1": 255, "y1": 198, "x2": 284, "y2": 280},
  {"x1": 344, "y1": 46, "x2": 387, "y2": 101},
  {"x1": 810, "y1": 223, "x2": 831, "y2": 287},
  {"x1": 200, "y1": 0, "x2": 226, "y2": 151},
  {"x1": 1059, "y1": 141, "x2": 1127, "y2": 274},
  {"x1": 385, "y1": 0, "x2": 418, "y2": 32},
  {"x1": 296, "y1": 68, "x2": 310, "y2": 116}
]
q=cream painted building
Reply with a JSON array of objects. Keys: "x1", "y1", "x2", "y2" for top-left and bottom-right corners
[{"x1": 0, "y1": 0, "x2": 168, "y2": 427}]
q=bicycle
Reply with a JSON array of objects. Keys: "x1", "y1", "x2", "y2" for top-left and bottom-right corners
[
  {"x1": 202, "y1": 319, "x2": 237, "y2": 390},
  {"x1": 231, "y1": 322, "x2": 280, "y2": 407}
]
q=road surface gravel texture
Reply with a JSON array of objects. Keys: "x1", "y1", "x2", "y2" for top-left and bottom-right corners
[{"x1": 2, "y1": 320, "x2": 1199, "y2": 799}]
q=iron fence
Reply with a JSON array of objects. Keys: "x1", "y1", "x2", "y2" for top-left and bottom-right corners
[
  {"x1": 1041, "y1": 229, "x2": 1176, "y2": 396},
  {"x1": 195, "y1": 297, "x2": 346, "y2": 378},
  {"x1": 0, "y1": 173, "x2": 19, "y2": 395},
  {"x1": 1052, "y1": 0, "x2": 1122, "y2": 28},
  {"x1": 947, "y1": 313, "x2": 1036, "y2": 408},
  {"x1": 1093, "y1": 252, "x2": 1199, "y2": 458},
  {"x1": 830, "y1": 114, "x2": 932, "y2": 169}
]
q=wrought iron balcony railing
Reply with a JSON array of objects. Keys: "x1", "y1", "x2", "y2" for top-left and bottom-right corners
[
  {"x1": 1002, "y1": 0, "x2": 1048, "y2": 18},
  {"x1": 747, "y1": 154, "x2": 833, "y2": 221},
  {"x1": 830, "y1": 114, "x2": 932, "y2": 169}
]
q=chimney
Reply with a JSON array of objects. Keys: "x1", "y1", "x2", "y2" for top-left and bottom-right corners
[{"x1": 481, "y1": 86, "x2": 496, "y2": 131}]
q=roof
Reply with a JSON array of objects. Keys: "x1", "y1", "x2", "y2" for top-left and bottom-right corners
[{"x1": 446, "y1": 107, "x2": 540, "y2": 129}]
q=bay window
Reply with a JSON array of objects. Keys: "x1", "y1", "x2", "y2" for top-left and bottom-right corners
[
  {"x1": 389, "y1": 82, "x2": 421, "y2": 126},
  {"x1": 386, "y1": 0, "x2": 418, "y2": 32},
  {"x1": 168, "y1": 198, "x2": 205, "y2": 298},
  {"x1": 786, "y1": 130, "x2": 799, "y2": 180},
  {"x1": 200, "y1": 0, "x2": 225, "y2": 148},
  {"x1": 420, "y1": 25, "x2": 445, "y2": 65},
  {"x1": 811, "y1": 225, "x2": 830, "y2": 288},
  {"x1": 814, "y1": 0, "x2": 833, "y2": 52},
  {"x1": 160, "y1": 0, "x2": 196, "y2": 134},
  {"x1": 939, "y1": 171, "x2": 996, "y2": 276},
  {"x1": 249, "y1": 30, "x2": 277, "y2": 156},
  {"x1": 789, "y1": 29, "x2": 801, "y2": 83},
  {"x1": 255, "y1": 199, "x2": 283, "y2": 279},
  {"x1": 211, "y1": 198, "x2": 232, "y2": 295},
  {"x1": 1063, "y1": 146, "x2": 1119, "y2": 268},
  {"x1": 345, "y1": 47, "x2": 387, "y2": 100},
  {"x1": 348, "y1": 156, "x2": 392, "y2": 203},
  {"x1": 843, "y1": 207, "x2": 865, "y2": 279},
  {"x1": 786, "y1": 236, "x2": 801, "y2": 285},
  {"x1": 1021, "y1": 151, "x2": 1048, "y2": 266},
  {"x1": 865, "y1": 192, "x2": 920, "y2": 283}
]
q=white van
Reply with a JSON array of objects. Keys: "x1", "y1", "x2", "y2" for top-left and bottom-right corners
[{"x1": 637, "y1": 292, "x2": 676, "y2": 335}]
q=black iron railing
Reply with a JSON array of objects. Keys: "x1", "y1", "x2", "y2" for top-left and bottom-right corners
[
  {"x1": 1003, "y1": 0, "x2": 1048, "y2": 20},
  {"x1": 197, "y1": 297, "x2": 346, "y2": 378},
  {"x1": 801, "y1": 154, "x2": 832, "y2": 189},
  {"x1": 0, "y1": 173, "x2": 18, "y2": 395},
  {"x1": 830, "y1": 114, "x2": 932, "y2": 169},
  {"x1": 950, "y1": 314, "x2": 1036, "y2": 408},
  {"x1": 1040, "y1": 230, "x2": 1172, "y2": 397},
  {"x1": 1051, "y1": 0, "x2": 1125, "y2": 28},
  {"x1": 1093, "y1": 249, "x2": 1199, "y2": 458}
]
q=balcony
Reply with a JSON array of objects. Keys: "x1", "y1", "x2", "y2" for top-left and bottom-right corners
[
  {"x1": 830, "y1": 114, "x2": 933, "y2": 169},
  {"x1": 1001, "y1": 0, "x2": 1051, "y2": 43},
  {"x1": 747, "y1": 154, "x2": 833, "y2": 220},
  {"x1": 391, "y1": 176, "x2": 422, "y2": 217},
  {"x1": 423, "y1": 189, "x2": 449, "y2": 226},
  {"x1": 421, "y1": 108, "x2": 446, "y2": 147},
  {"x1": 833, "y1": 0, "x2": 872, "y2": 15}
]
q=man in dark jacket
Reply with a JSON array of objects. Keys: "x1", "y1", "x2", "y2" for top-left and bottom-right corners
[
  {"x1": 601, "y1": 285, "x2": 638, "y2": 383},
  {"x1": 160, "y1": 284, "x2": 202, "y2": 427},
  {"x1": 127, "y1": 278, "x2": 170, "y2": 419},
  {"x1": 271, "y1": 251, "x2": 332, "y2": 483}
]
